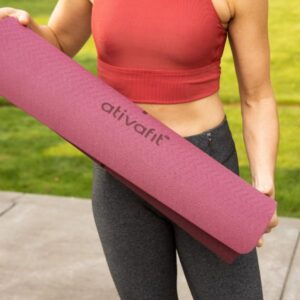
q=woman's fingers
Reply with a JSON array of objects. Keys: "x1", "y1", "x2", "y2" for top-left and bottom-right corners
[
  {"x1": 0, "y1": 7, "x2": 32, "y2": 27},
  {"x1": 264, "y1": 211, "x2": 279, "y2": 233},
  {"x1": 270, "y1": 211, "x2": 279, "y2": 228},
  {"x1": 264, "y1": 227, "x2": 272, "y2": 233},
  {"x1": 257, "y1": 237, "x2": 264, "y2": 247},
  {"x1": 256, "y1": 212, "x2": 279, "y2": 247},
  {"x1": 15, "y1": 10, "x2": 31, "y2": 25}
]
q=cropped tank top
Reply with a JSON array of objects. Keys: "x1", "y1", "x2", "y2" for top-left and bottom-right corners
[{"x1": 91, "y1": 0, "x2": 228, "y2": 104}]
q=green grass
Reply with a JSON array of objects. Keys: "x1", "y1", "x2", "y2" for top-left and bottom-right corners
[
  {"x1": 0, "y1": 106, "x2": 93, "y2": 197},
  {"x1": 0, "y1": 0, "x2": 299, "y2": 217}
]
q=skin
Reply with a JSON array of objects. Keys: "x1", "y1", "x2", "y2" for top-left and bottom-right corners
[{"x1": 0, "y1": 0, "x2": 279, "y2": 247}]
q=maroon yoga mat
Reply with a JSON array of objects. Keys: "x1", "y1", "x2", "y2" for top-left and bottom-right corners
[{"x1": 0, "y1": 17, "x2": 277, "y2": 264}]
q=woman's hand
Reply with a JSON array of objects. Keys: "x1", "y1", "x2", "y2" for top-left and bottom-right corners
[
  {"x1": 252, "y1": 182, "x2": 279, "y2": 247},
  {"x1": 0, "y1": 7, "x2": 40, "y2": 33},
  {"x1": 0, "y1": 7, "x2": 31, "y2": 25},
  {"x1": 1, "y1": 1, "x2": 93, "y2": 57},
  {"x1": 0, "y1": 7, "x2": 64, "y2": 52}
]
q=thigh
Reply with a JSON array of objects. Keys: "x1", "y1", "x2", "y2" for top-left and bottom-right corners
[
  {"x1": 174, "y1": 116, "x2": 264, "y2": 300},
  {"x1": 91, "y1": 161, "x2": 178, "y2": 300}
]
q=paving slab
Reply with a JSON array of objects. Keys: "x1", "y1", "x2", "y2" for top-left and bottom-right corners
[
  {"x1": 257, "y1": 218, "x2": 299, "y2": 300},
  {"x1": 0, "y1": 191, "x2": 23, "y2": 215},
  {"x1": 0, "y1": 191, "x2": 299, "y2": 300},
  {"x1": 281, "y1": 231, "x2": 300, "y2": 300},
  {"x1": 0, "y1": 192, "x2": 119, "y2": 300}
]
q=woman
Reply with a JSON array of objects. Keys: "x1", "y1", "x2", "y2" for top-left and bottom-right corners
[{"x1": 0, "y1": 0, "x2": 279, "y2": 299}]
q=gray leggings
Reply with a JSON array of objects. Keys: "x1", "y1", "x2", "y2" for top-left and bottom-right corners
[{"x1": 91, "y1": 114, "x2": 264, "y2": 300}]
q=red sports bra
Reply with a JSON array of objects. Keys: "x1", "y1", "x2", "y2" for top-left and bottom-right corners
[{"x1": 91, "y1": 0, "x2": 228, "y2": 104}]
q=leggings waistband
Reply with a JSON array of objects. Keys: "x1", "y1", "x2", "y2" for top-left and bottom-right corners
[{"x1": 184, "y1": 114, "x2": 228, "y2": 140}]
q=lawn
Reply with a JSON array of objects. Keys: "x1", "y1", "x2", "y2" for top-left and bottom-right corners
[{"x1": 0, "y1": 0, "x2": 299, "y2": 217}]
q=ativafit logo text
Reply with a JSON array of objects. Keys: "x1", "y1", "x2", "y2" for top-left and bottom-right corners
[{"x1": 101, "y1": 102, "x2": 170, "y2": 146}]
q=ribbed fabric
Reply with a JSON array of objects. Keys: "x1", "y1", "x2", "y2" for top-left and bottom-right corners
[
  {"x1": 91, "y1": 0, "x2": 228, "y2": 104},
  {"x1": 97, "y1": 58, "x2": 221, "y2": 103}
]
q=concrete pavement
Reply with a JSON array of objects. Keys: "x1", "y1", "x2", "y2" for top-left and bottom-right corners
[{"x1": 0, "y1": 191, "x2": 299, "y2": 300}]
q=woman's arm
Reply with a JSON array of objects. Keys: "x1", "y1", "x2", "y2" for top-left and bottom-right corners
[
  {"x1": 228, "y1": 0, "x2": 279, "y2": 193},
  {"x1": 44, "y1": 0, "x2": 93, "y2": 57},
  {"x1": 227, "y1": 0, "x2": 279, "y2": 244},
  {"x1": 0, "y1": 0, "x2": 92, "y2": 57}
]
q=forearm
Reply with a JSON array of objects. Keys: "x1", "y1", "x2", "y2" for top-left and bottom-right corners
[
  {"x1": 28, "y1": 19, "x2": 64, "y2": 52},
  {"x1": 38, "y1": 25, "x2": 64, "y2": 52},
  {"x1": 241, "y1": 95, "x2": 280, "y2": 193},
  {"x1": 26, "y1": 18, "x2": 89, "y2": 57},
  {"x1": 9, "y1": 2, "x2": 93, "y2": 57}
]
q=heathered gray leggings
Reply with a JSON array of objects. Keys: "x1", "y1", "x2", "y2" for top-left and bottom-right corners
[{"x1": 91, "y1": 114, "x2": 264, "y2": 300}]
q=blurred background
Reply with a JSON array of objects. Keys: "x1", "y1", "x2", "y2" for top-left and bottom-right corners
[{"x1": 0, "y1": 0, "x2": 299, "y2": 217}]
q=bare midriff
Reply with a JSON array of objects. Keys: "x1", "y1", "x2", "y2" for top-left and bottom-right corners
[{"x1": 135, "y1": 91, "x2": 226, "y2": 138}]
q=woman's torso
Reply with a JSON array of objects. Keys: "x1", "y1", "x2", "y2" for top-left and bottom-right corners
[{"x1": 89, "y1": 0, "x2": 232, "y2": 137}]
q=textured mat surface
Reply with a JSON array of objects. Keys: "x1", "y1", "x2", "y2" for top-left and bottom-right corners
[{"x1": 0, "y1": 16, "x2": 277, "y2": 263}]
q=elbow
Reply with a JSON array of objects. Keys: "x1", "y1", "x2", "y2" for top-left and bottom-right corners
[{"x1": 240, "y1": 81, "x2": 275, "y2": 107}]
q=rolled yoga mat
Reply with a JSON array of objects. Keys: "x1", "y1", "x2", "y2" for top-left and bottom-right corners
[{"x1": 0, "y1": 17, "x2": 277, "y2": 264}]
